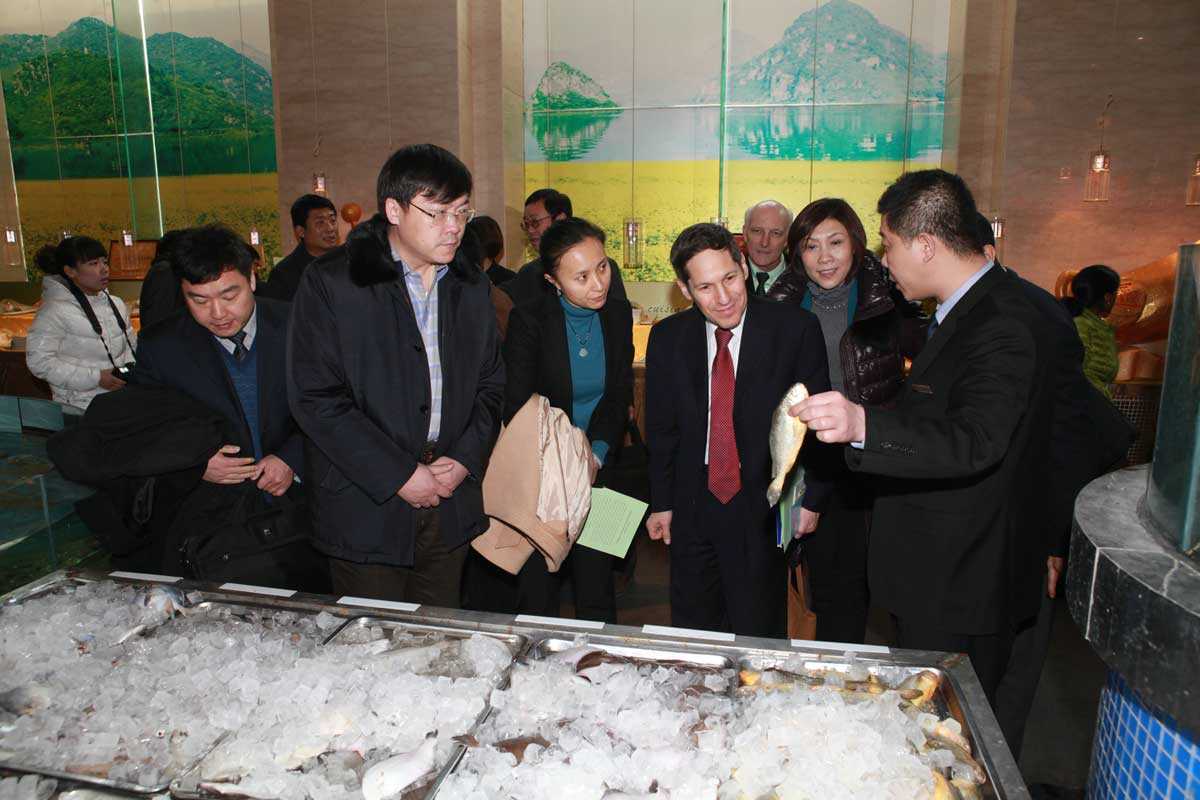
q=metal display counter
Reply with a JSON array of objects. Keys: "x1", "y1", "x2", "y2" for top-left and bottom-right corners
[{"x1": 1, "y1": 569, "x2": 1028, "y2": 799}]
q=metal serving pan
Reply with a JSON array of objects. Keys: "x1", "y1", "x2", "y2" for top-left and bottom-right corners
[
  {"x1": 170, "y1": 618, "x2": 529, "y2": 800},
  {"x1": 0, "y1": 580, "x2": 325, "y2": 795}
]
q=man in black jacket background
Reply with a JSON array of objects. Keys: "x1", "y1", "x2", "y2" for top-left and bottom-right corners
[
  {"x1": 258, "y1": 193, "x2": 339, "y2": 302},
  {"x1": 287, "y1": 144, "x2": 504, "y2": 607},
  {"x1": 794, "y1": 170, "x2": 1055, "y2": 705}
]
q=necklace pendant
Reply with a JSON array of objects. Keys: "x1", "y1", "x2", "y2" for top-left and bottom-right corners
[{"x1": 579, "y1": 347, "x2": 589, "y2": 358}]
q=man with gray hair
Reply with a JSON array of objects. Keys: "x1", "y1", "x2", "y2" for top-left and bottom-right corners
[{"x1": 741, "y1": 200, "x2": 793, "y2": 296}]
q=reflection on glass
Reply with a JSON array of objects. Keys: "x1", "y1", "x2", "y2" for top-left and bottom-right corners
[{"x1": 529, "y1": 111, "x2": 623, "y2": 162}]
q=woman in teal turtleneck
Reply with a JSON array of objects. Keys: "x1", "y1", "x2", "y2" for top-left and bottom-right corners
[{"x1": 494, "y1": 217, "x2": 634, "y2": 623}]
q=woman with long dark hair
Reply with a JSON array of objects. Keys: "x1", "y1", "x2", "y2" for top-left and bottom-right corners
[
  {"x1": 1062, "y1": 264, "x2": 1121, "y2": 399},
  {"x1": 27, "y1": 236, "x2": 136, "y2": 410},
  {"x1": 768, "y1": 198, "x2": 924, "y2": 643}
]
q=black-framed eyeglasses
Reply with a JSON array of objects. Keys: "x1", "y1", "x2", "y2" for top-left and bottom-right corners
[
  {"x1": 409, "y1": 201, "x2": 476, "y2": 227},
  {"x1": 521, "y1": 214, "x2": 552, "y2": 231}
]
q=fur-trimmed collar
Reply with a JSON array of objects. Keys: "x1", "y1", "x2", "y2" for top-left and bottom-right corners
[{"x1": 346, "y1": 213, "x2": 480, "y2": 288}]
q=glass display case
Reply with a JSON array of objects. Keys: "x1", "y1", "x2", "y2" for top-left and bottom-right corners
[{"x1": 1146, "y1": 243, "x2": 1200, "y2": 555}]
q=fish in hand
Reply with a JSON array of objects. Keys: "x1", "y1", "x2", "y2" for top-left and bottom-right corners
[{"x1": 767, "y1": 383, "x2": 809, "y2": 506}]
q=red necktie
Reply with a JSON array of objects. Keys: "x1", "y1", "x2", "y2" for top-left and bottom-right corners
[{"x1": 708, "y1": 327, "x2": 740, "y2": 503}]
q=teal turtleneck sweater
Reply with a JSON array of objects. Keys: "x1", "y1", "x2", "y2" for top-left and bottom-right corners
[{"x1": 561, "y1": 296, "x2": 608, "y2": 464}]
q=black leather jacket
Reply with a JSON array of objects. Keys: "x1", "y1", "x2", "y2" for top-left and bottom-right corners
[{"x1": 767, "y1": 252, "x2": 926, "y2": 406}]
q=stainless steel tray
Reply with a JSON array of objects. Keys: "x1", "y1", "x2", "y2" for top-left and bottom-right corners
[
  {"x1": 0, "y1": 579, "x2": 323, "y2": 795},
  {"x1": 171, "y1": 617, "x2": 529, "y2": 800}
]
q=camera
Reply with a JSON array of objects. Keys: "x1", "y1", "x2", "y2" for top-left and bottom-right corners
[{"x1": 114, "y1": 362, "x2": 135, "y2": 379}]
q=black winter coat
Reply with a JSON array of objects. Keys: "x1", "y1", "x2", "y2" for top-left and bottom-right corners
[
  {"x1": 767, "y1": 252, "x2": 925, "y2": 406},
  {"x1": 287, "y1": 214, "x2": 505, "y2": 566}
]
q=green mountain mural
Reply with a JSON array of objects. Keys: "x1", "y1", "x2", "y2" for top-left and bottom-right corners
[
  {"x1": 0, "y1": 17, "x2": 274, "y2": 178},
  {"x1": 531, "y1": 61, "x2": 619, "y2": 111},
  {"x1": 699, "y1": 0, "x2": 946, "y2": 104}
]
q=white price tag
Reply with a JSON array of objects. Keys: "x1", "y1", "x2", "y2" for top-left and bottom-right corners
[
  {"x1": 218, "y1": 582, "x2": 296, "y2": 598},
  {"x1": 109, "y1": 571, "x2": 182, "y2": 583},
  {"x1": 642, "y1": 624, "x2": 735, "y2": 642},
  {"x1": 515, "y1": 614, "x2": 604, "y2": 630},
  {"x1": 337, "y1": 596, "x2": 420, "y2": 613},
  {"x1": 790, "y1": 639, "x2": 891, "y2": 655}
]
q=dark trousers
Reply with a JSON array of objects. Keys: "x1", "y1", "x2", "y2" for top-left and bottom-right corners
[
  {"x1": 995, "y1": 577, "x2": 1056, "y2": 760},
  {"x1": 805, "y1": 481, "x2": 871, "y2": 644},
  {"x1": 895, "y1": 616, "x2": 1015, "y2": 709},
  {"x1": 516, "y1": 544, "x2": 617, "y2": 624},
  {"x1": 670, "y1": 479, "x2": 785, "y2": 639},
  {"x1": 328, "y1": 507, "x2": 467, "y2": 608},
  {"x1": 462, "y1": 548, "x2": 519, "y2": 615}
]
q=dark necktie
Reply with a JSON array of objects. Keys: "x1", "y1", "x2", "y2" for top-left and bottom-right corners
[
  {"x1": 755, "y1": 272, "x2": 769, "y2": 296},
  {"x1": 708, "y1": 328, "x2": 740, "y2": 504},
  {"x1": 926, "y1": 316, "x2": 940, "y2": 342},
  {"x1": 228, "y1": 329, "x2": 249, "y2": 362}
]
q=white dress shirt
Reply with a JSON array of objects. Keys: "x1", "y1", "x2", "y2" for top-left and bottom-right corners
[
  {"x1": 214, "y1": 306, "x2": 258, "y2": 354},
  {"x1": 703, "y1": 310, "x2": 745, "y2": 463}
]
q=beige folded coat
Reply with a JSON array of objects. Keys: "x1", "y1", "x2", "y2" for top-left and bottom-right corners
[{"x1": 473, "y1": 394, "x2": 593, "y2": 575}]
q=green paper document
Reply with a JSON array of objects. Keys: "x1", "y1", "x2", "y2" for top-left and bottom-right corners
[{"x1": 576, "y1": 488, "x2": 649, "y2": 558}]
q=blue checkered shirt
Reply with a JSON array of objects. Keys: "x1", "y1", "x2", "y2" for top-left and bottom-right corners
[{"x1": 400, "y1": 261, "x2": 449, "y2": 442}]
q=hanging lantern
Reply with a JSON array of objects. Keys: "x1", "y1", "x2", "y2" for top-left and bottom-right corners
[
  {"x1": 989, "y1": 216, "x2": 1005, "y2": 241},
  {"x1": 623, "y1": 219, "x2": 644, "y2": 269},
  {"x1": 1083, "y1": 148, "x2": 1111, "y2": 202},
  {"x1": 1186, "y1": 154, "x2": 1200, "y2": 206},
  {"x1": 249, "y1": 225, "x2": 261, "y2": 246},
  {"x1": 312, "y1": 172, "x2": 327, "y2": 195}
]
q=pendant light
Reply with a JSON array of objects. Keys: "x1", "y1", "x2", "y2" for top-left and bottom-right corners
[
  {"x1": 1186, "y1": 154, "x2": 1200, "y2": 206},
  {"x1": 1083, "y1": 95, "x2": 1114, "y2": 203}
]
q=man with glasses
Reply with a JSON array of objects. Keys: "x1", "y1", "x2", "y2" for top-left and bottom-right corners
[
  {"x1": 288, "y1": 143, "x2": 505, "y2": 606},
  {"x1": 503, "y1": 188, "x2": 628, "y2": 307}
]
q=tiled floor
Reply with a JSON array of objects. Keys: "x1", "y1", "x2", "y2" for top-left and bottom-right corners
[{"x1": 608, "y1": 532, "x2": 1107, "y2": 793}]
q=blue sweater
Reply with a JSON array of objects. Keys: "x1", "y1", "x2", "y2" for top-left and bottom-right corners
[
  {"x1": 217, "y1": 340, "x2": 262, "y2": 460},
  {"x1": 561, "y1": 297, "x2": 608, "y2": 464}
]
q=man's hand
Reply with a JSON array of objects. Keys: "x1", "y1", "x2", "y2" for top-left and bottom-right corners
[
  {"x1": 428, "y1": 456, "x2": 469, "y2": 494},
  {"x1": 98, "y1": 368, "x2": 126, "y2": 391},
  {"x1": 791, "y1": 391, "x2": 866, "y2": 444},
  {"x1": 398, "y1": 464, "x2": 451, "y2": 508},
  {"x1": 795, "y1": 508, "x2": 821, "y2": 537},
  {"x1": 255, "y1": 454, "x2": 295, "y2": 497},
  {"x1": 1047, "y1": 556, "x2": 1065, "y2": 599},
  {"x1": 589, "y1": 452, "x2": 601, "y2": 485},
  {"x1": 647, "y1": 510, "x2": 673, "y2": 545},
  {"x1": 203, "y1": 444, "x2": 262, "y2": 485}
]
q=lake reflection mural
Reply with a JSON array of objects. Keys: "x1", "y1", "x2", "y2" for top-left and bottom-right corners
[{"x1": 524, "y1": 0, "x2": 953, "y2": 281}]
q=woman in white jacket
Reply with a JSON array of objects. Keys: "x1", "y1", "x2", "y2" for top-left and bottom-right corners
[{"x1": 26, "y1": 236, "x2": 136, "y2": 411}]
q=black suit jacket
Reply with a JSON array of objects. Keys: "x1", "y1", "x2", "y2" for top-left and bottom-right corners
[
  {"x1": 1009, "y1": 268, "x2": 1133, "y2": 557},
  {"x1": 848, "y1": 265, "x2": 1054, "y2": 634},
  {"x1": 258, "y1": 244, "x2": 317, "y2": 302},
  {"x1": 502, "y1": 293, "x2": 634, "y2": 460},
  {"x1": 645, "y1": 297, "x2": 832, "y2": 535},
  {"x1": 131, "y1": 298, "x2": 305, "y2": 476},
  {"x1": 287, "y1": 214, "x2": 505, "y2": 565}
]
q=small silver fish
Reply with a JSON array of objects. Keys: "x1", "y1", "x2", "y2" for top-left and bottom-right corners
[
  {"x1": 0, "y1": 684, "x2": 51, "y2": 715},
  {"x1": 360, "y1": 735, "x2": 438, "y2": 800},
  {"x1": 114, "y1": 586, "x2": 194, "y2": 645},
  {"x1": 767, "y1": 383, "x2": 809, "y2": 506}
]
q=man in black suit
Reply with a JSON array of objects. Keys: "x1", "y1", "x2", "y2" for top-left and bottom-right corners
[
  {"x1": 972, "y1": 214, "x2": 1133, "y2": 757},
  {"x1": 132, "y1": 224, "x2": 324, "y2": 590},
  {"x1": 503, "y1": 189, "x2": 628, "y2": 307},
  {"x1": 644, "y1": 223, "x2": 831, "y2": 638},
  {"x1": 793, "y1": 170, "x2": 1054, "y2": 704},
  {"x1": 258, "y1": 193, "x2": 339, "y2": 301},
  {"x1": 287, "y1": 144, "x2": 504, "y2": 607}
]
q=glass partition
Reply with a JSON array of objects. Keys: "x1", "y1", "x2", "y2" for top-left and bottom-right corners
[{"x1": 525, "y1": 0, "x2": 955, "y2": 281}]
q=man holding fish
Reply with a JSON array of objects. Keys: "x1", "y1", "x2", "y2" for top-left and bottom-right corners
[{"x1": 644, "y1": 223, "x2": 832, "y2": 639}]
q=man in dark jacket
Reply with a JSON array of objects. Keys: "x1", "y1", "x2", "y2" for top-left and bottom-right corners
[
  {"x1": 794, "y1": 170, "x2": 1055, "y2": 706},
  {"x1": 130, "y1": 225, "x2": 324, "y2": 590},
  {"x1": 287, "y1": 144, "x2": 505, "y2": 607},
  {"x1": 258, "y1": 194, "x2": 339, "y2": 301}
]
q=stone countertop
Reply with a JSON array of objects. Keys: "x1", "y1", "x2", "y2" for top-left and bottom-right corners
[{"x1": 1067, "y1": 465, "x2": 1200, "y2": 736}]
